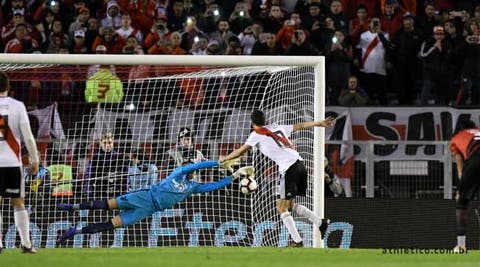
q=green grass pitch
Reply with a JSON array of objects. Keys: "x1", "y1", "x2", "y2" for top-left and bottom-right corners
[{"x1": 2, "y1": 247, "x2": 479, "y2": 267}]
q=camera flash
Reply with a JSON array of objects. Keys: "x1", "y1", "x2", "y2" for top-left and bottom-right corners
[{"x1": 239, "y1": 11, "x2": 245, "y2": 17}]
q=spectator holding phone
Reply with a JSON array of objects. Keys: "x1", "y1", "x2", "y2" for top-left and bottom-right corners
[
  {"x1": 356, "y1": 17, "x2": 389, "y2": 105},
  {"x1": 325, "y1": 30, "x2": 353, "y2": 104},
  {"x1": 284, "y1": 28, "x2": 320, "y2": 55},
  {"x1": 276, "y1": 12, "x2": 301, "y2": 50}
]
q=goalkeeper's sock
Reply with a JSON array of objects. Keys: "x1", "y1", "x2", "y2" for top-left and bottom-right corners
[
  {"x1": 293, "y1": 204, "x2": 321, "y2": 225},
  {"x1": 77, "y1": 200, "x2": 109, "y2": 210},
  {"x1": 81, "y1": 221, "x2": 115, "y2": 234},
  {"x1": 14, "y1": 207, "x2": 32, "y2": 249},
  {"x1": 280, "y1": 212, "x2": 302, "y2": 243}
]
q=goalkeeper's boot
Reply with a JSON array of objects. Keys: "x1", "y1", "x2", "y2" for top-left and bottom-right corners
[
  {"x1": 57, "y1": 203, "x2": 75, "y2": 212},
  {"x1": 21, "y1": 245, "x2": 38, "y2": 254},
  {"x1": 319, "y1": 218, "x2": 331, "y2": 239},
  {"x1": 58, "y1": 227, "x2": 77, "y2": 244},
  {"x1": 288, "y1": 241, "x2": 304, "y2": 247},
  {"x1": 453, "y1": 245, "x2": 467, "y2": 253},
  {"x1": 0, "y1": 246, "x2": 2, "y2": 254}
]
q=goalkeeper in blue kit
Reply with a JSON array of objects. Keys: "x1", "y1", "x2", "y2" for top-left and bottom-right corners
[{"x1": 57, "y1": 159, "x2": 251, "y2": 244}]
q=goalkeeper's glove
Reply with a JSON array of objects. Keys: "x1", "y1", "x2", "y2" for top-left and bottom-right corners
[
  {"x1": 232, "y1": 166, "x2": 255, "y2": 180},
  {"x1": 219, "y1": 158, "x2": 240, "y2": 174}
]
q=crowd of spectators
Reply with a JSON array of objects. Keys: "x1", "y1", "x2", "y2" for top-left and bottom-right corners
[{"x1": 1, "y1": 0, "x2": 480, "y2": 106}]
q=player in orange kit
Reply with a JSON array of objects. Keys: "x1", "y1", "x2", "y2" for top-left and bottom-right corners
[{"x1": 450, "y1": 119, "x2": 480, "y2": 253}]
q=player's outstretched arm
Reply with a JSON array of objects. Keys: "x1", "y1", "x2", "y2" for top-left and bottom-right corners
[
  {"x1": 220, "y1": 145, "x2": 251, "y2": 163},
  {"x1": 292, "y1": 116, "x2": 335, "y2": 131},
  {"x1": 179, "y1": 160, "x2": 220, "y2": 175},
  {"x1": 219, "y1": 157, "x2": 240, "y2": 173},
  {"x1": 194, "y1": 176, "x2": 233, "y2": 194},
  {"x1": 195, "y1": 166, "x2": 255, "y2": 194}
]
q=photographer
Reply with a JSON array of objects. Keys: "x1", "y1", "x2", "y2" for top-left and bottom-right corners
[
  {"x1": 166, "y1": 127, "x2": 206, "y2": 182},
  {"x1": 284, "y1": 28, "x2": 320, "y2": 55},
  {"x1": 324, "y1": 157, "x2": 344, "y2": 198}
]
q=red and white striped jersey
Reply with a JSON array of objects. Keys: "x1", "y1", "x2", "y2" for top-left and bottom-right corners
[
  {"x1": 245, "y1": 124, "x2": 302, "y2": 173},
  {"x1": 0, "y1": 96, "x2": 36, "y2": 167}
]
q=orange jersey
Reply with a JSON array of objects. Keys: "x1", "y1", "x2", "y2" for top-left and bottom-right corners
[{"x1": 450, "y1": 129, "x2": 480, "y2": 160}]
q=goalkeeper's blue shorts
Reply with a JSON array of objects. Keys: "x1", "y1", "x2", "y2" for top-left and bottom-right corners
[{"x1": 116, "y1": 189, "x2": 156, "y2": 226}]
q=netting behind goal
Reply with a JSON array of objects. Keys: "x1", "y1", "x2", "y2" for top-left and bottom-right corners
[{"x1": 0, "y1": 63, "x2": 317, "y2": 248}]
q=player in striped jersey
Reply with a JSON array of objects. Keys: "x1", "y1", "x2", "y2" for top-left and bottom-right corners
[
  {"x1": 450, "y1": 119, "x2": 480, "y2": 253},
  {"x1": 220, "y1": 110, "x2": 335, "y2": 247},
  {"x1": 0, "y1": 72, "x2": 39, "y2": 254}
]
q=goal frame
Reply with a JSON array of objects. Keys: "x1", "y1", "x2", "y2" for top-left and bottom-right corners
[{"x1": 0, "y1": 54, "x2": 326, "y2": 248}]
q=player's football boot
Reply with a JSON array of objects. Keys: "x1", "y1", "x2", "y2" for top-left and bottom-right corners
[
  {"x1": 288, "y1": 241, "x2": 304, "y2": 247},
  {"x1": 453, "y1": 245, "x2": 467, "y2": 253},
  {"x1": 58, "y1": 227, "x2": 77, "y2": 244},
  {"x1": 21, "y1": 245, "x2": 38, "y2": 254},
  {"x1": 319, "y1": 218, "x2": 331, "y2": 239}
]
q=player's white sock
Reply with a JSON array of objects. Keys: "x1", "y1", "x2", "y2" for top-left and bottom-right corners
[
  {"x1": 293, "y1": 204, "x2": 321, "y2": 225},
  {"x1": 457, "y1": 235, "x2": 466, "y2": 247},
  {"x1": 0, "y1": 211, "x2": 3, "y2": 248},
  {"x1": 14, "y1": 207, "x2": 32, "y2": 248},
  {"x1": 280, "y1": 211, "x2": 302, "y2": 243}
]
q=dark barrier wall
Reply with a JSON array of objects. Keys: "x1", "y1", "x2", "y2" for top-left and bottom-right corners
[
  {"x1": 325, "y1": 199, "x2": 480, "y2": 249},
  {"x1": 2, "y1": 197, "x2": 479, "y2": 249}
]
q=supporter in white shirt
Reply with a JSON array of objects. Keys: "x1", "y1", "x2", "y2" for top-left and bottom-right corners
[
  {"x1": 116, "y1": 14, "x2": 143, "y2": 43},
  {"x1": 356, "y1": 17, "x2": 390, "y2": 105}
]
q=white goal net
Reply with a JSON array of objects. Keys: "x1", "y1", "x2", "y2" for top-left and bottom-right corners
[{"x1": 0, "y1": 55, "x2": 324, "y2": 248}]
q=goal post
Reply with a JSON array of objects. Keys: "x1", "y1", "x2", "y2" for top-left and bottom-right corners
[{"x1": 0, "y1": 54, "x2": 325, "y2": 248}]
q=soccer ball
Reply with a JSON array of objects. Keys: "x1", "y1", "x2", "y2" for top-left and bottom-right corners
[{"x1": 239, "y1": 177, "x2": 258, "y2": 194}]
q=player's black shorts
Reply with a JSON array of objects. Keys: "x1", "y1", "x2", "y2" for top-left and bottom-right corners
[
  {"x1": 279, "y1": 160, "x2": 308, "y2": 199},
  {"x1": 0, "y1": 166, "x2": 24, "y2": 198},
  {"x1": 458, "y1": 151, "x2": 480, "y2": 201}
]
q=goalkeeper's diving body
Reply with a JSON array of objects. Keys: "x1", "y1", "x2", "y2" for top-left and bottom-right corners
[
  {"x1": 57, "y1": 159, "x2": 248, "y2": 244},
  {"x1": 220, "y1": 110, "x2": 335, "y2": 247}
]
